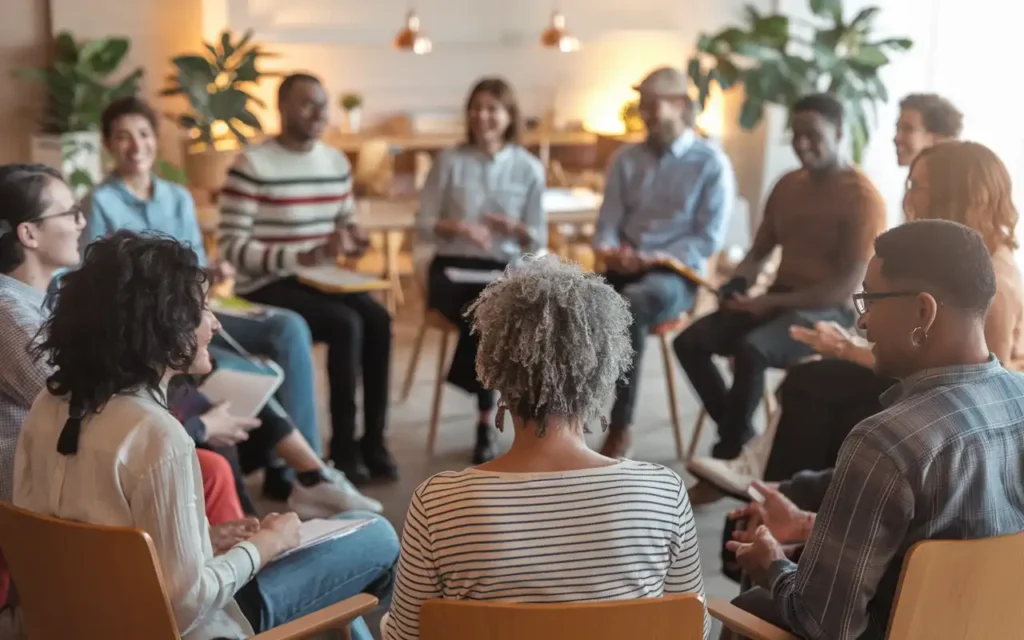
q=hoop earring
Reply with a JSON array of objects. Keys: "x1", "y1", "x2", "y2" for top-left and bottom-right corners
[
  {"x1": 495, "y1": 399, "x2": 508, "y2": 433},
  {"x1": 910, "y1": 326, "x2": 928, "y2": 348},
  {"x1": 600, "y1": 416, "x2": 609, "y2": 433}
]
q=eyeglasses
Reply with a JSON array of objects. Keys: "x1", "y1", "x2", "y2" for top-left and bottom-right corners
[
  {"x1": 852, "y1": 290, "x2": 921, "y2": 315},
  {"x1": 31, "y1": 205, "x2": 85, "y2": 225}
]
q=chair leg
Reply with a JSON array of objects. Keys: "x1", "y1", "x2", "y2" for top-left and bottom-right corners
[
  {"x1": 401, "y1": 322, "x2": 429, "y2": 402},
  {"x1": 427, "y1": 330, "x2": 451, "y2": 455},
  {"x1": 687, "y1": 408, "x2": 707, "y2": 461},
  {"x1": 762, "y1": 385, "x2": 776, "y2": 426},
  {"x1": 659, "y1": 334, "x2": 685, "y2": 461}
]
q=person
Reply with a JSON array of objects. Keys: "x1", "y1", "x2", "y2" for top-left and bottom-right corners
[
  {"x1": 417, "y1": 77, "x2": 546, "y2": 463},
  {"x1": 218, "y1": 73, "x2": 396, "y2": 484},
  {"x1": 724, "y1": 219, "x2": 1024, "y2": 640},
  {"x1": 384, "y1": 257, "x2": 710, "y2": 640},
  {"x1": 84, "y1": 96, "x2": 379, "y2": 516},
  {"x1": 893, "y1": 93, "x2": 964, "y2": 167},
  {"x1": 592, "y1": 66, "x2": 736, "y2": 458},
  {"x1": 14, "y1": 230, "x2": 398, "y2": 640},
  {"x1": 0, "y1": 165, "x2": 242, "y2": 619},
  {"x1": 83, "y1": 95, "x2": 326, "y2": 503},
  {"x1": 673, "y1": 93, "x2": 886, "y2": 469}
]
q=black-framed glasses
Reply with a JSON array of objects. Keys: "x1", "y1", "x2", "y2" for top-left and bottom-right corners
[
  {"x1": 852, "y1": 290, "x2": 921, "y2": 315},
  {"x1": 31, "y1": 205, "x2": 85, "y2": 225}
]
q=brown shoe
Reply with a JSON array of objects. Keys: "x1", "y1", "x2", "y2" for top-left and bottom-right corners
[
  {"x1": 599, "y1": 429, "x2": 633, "y2": 459},
  {"x1": 686, "y1": 480, "x2": 726, "y2": 507}
]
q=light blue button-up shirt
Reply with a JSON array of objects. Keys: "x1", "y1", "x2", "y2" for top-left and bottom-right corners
[
  {"x1": 82, "y1": 176, "x2": 208, "y2": 266},
  {"x1": 594, "y1": 131, "x2": 736, "y2": 273}
]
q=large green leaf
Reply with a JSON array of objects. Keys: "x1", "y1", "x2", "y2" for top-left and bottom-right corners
[
  {"x1": 172, "y1": 55, "x2": 217, "y2": 83},
  {"x1": 849, "y1": 45, "x2": 888, "y2": 67},
  {"x1": 849, "y1": 7, "x2": 880, "y2": 30},
  {"x1": 225, "y1": 119, "x2": 249, "y2": 145},
  {"x1": 54, "y1": 32, "x2": 79, "y2": 64},
  {"x1": 234, "y1": 30, "x2": 255, "y2": 55},
  {"x1": 738, "y1": 97, "x2": 765, "y2": 129},
  {"x1": 872, "y1": 37, "x2": 913, "y2": 50},
  {"x1": 209, "y1": 88, "x2": 249, "y2": 120},
  {"x1": 235, "y1": 108, "x2": 262, "y2": 130},
  {"x1": 809, "y1": 0, "x2": 844, "y2": 20},
  {"x1": 751, "y1": 15, "x2": 789, "y2": 48},
  {"x1": 220, "y1": 31, "x2": 236, "y2": 61},
  {"x1": 81, "y1": 38, "x2": 129, "y2": 76},
  {"x1": 233, "y1": 52, "x2": 260, "y2": 82},
  {"x1": 204, "y1": 43, "x2": 223, "y2": 67},
  {"x1": 715, "y1": 58, "x2": 742, "y2": 90}
]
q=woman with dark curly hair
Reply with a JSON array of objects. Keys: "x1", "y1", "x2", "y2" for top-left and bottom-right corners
[{"x1": 13, "y1": 231, "x2": 397, "y2": 640}]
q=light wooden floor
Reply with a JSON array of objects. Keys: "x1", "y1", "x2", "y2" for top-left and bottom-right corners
[{"x1": 253, "y1": 293, "x2": 771, "y2": 638}]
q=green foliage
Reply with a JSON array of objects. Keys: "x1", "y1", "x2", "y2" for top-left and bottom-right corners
[
  {"x1": 156, "y1": 159, "x2": 189, "y2": 185},
  {"x1": 161, "y1": 29, "x2": 277, "y2": 147},
  {"x1": 619, "y1": 100, "x2": 644, "y2": 133},
  {"x1": 340, "y1": 93, "x2": 363, "y2": 111},
  {"x1": 17, "y1": 31, "x2": 143, "y2": 134},
  {"x1": 687, "y1": 0, "x2": 912, "y2": 163}
]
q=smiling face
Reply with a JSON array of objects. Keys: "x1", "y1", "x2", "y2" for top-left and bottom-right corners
[
  {"x1": 280, "y1": 78, "x2": 329, "y2": 144},
  {"x1": 19, "y1": 177, "x2": 86, "y2": 271},
  {"x1": 467, "y1": 90, "x2": 512, "y2": 148},
  {"x1": 638, "y1": 92, "x2": 688, "y2": 146},
  {"x1": 893, "y1": 108, "x2": 944, "y2": 167},
  {"x1": 186, "y1": 305, "x2": 220, "y2": 376},
  {"x1": 791, "y1": 110, "x2": 841, "y2": 173},
  {"x1": 106, "y1": 113, "x2": 158, "y2": 176}
]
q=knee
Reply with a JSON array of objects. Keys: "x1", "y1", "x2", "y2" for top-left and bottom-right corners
[
  {"x1": 673, "y1": 324, "x2": 706, "y2": 360},
  {"x1": 266, "y1": 309, "x2": 313, "y2": 346},
  {"x1": 340, "y1": 512, "x2": 400, "y2": 566},
  {"x1": 734, "y1": 335, "x2": 770, "y2": 368},
  {"x1": 621, "y1": 283, "x2": 656, "y2": 322}
]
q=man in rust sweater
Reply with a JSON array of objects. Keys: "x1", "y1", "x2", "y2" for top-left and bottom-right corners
[{"x1": 674, "y1": 93, "x2": 886, "y2": 464}]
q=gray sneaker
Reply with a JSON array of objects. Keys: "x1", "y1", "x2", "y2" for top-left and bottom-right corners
[{"x1": 287, "y1": 466, "x2": 383, "y2": 519}]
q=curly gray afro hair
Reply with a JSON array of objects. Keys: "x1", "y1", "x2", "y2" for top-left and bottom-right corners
[{"x1": 467, "y1": 255, "x2": 633, "y2": 433}]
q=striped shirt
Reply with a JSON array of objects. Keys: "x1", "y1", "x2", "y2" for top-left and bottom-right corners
[
  {"x1": 768, "y1": 356, "x2": 1024, "y2": 639},
  {"x1": 385, "y1": 460, "x2": 709, "y2": 640},
  {"x1": 218, "y1": 140, "x2": 355, "y2": 294},
  {"x1": 594, "y1": 131, "x2": 735, "y2": 274}
]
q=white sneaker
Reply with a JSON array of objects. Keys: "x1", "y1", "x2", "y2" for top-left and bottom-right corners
[
  {"x1": 686, "y1": 445, "x2": 764, "y2": 501},
  {"x1": 287, "y1": 467, "x2": 383, "y2": 519}
]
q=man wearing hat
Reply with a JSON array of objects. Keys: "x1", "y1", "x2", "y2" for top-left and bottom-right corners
[{"x1": 594, "y1": 65, "x2": 737, "y2": 458}]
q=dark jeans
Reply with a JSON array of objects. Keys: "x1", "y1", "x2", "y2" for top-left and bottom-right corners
[
  {"x1": 763, "y1": 358, "x2": 895, "y2": 481},
  {"x1": 673, "y1": 297, "x2": 854, "y2": 459},
  {"x1": 244, "y1": 278, "x2": 392, "y2": 466},
  {"x1": 427, "y1": 255, "x2": 508, "y2": 413},
  {"x1": 605, "y1": 269, "x2": 696, "y2": 430}
]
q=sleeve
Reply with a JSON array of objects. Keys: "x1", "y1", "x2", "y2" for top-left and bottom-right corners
[
  {"x1": 127, "y1": 449, "x2": 258, "y2": 636},
  {"x1": 384, "y1": 484, "x2": 441, "y2": 640},
  {"x1": 521, "y1": 158, "x2": 547, "y2": 252},
  {"x1": 80, "y1": 191, "x2": 111, "y2": 248},
  {"x1": 336, "y1": 151, "x2": 356, "y2": 225},
  {"x1": 593, "y1": 149, "x2": 628, "y2": 249},
  {"x1": 778, "y1": 468, "x2": 834, "y2": 511},
  {"x1": 767, "y1": 433, "x2": 913, "y2": 639},
  {"x1": 415, "y1": 150, "x2": 452, "y2": 242},
  {"x1": 218, "y1": 153, "x2": 310, "y2": 275},
  {"x1": 0, "y1": 315, "x2": 49, "y2": 410},
  {"x1": 178, "y1": 188, "x2": 208, "y2": 267},
  {"x1": 661, "y1": 154, "x2": 736, "y2": 270},
  {"x1": 665, "y1": 476, "x2": 711, "y2": 640}
]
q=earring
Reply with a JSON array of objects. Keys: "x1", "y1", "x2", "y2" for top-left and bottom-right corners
[
  {"x1": 600, "y1": 416, "x2": 609, "y2": 433},
  {"x1": 495, "y1": 399, "x2": 508, "y2": 433},
  {"x1": 910, "y1": 326, "x2": 928, "y2": 348}
]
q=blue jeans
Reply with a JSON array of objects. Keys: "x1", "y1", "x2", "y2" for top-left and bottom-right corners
[
  {"x1": 235, "y1": 512, "x2": 399, "y2": 639},
  {"x1": 213, "y1": 309, "x2": 319, "y2": 457}
]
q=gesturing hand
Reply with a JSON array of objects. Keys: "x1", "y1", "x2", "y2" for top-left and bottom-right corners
[
  {"x1": 789, "y1": 321, "x2": 853, "y2": 359},
  {"x1": 461, "y1": 222, "x2": 493, "y2": 250},
  {"x1": 727, "y1": 481, "x2": 815, "y2": 545},
  {"x1": 200, "y1": 402, "x2": 261, "y2": 447},
  {"x1": 725, "y1": 525, "x2": 788, "y2": 588}
]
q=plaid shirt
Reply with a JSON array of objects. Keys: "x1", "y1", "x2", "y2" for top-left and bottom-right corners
[
  {"x1": 768, "y1": 356, "x2": 1024, "y2": 639},
  {"x1": 0, "y1": 275, "x2": 49, "y2": 502}
]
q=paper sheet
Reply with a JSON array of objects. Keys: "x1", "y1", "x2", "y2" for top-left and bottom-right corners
[
  {"x1": 271, "y1": 518, "x2": 375, "y2": 562},
  {"x1": 198, "y1": 367, "x2": 283, "y2": 419},
  {"x1": 444, "y1": 268, "x2": 504, "y2": 285},
  {"x1": 296, "y1": 266, "x2": 391, "y2": 292}
]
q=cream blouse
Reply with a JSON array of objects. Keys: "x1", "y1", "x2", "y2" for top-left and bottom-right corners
[{"x1": 14, "y1": 388, "x2": 259, "y2": 640}]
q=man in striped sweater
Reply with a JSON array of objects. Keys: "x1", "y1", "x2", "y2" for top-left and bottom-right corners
[{"x1": 218, "y1": 73, "x2": 397, "y2": 484}]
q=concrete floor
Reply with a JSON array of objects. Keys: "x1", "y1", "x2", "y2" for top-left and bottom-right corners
[{"x1": 254, "y1": 297, "x2": 771, "y2": 638}]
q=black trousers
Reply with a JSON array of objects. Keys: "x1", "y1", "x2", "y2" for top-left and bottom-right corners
[
  {"x1": 673, "y1": 293, "x2": 854, "y2": 459},
  {"x1": 427, "y1": 255, "x2": 507, "y2": 413},
  {"x1": 244, "y1": 277, "x2": 392, "y2": 465}
]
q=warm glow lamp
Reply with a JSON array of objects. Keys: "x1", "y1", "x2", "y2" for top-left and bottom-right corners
[
  {"x1": 541, "y1": 10, "x2": 580, "y2": 52},
  {"x1": 394, "y1": 9, "x2": 432, "y2": 54}
]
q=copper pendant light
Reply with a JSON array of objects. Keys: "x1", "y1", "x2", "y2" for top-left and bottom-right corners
[
  {"x1": 394, "y1": 7, "x2": 432, "y2": 54},
  {"x1": 540, "y1": 8, "x2": 580, "y2": 52}
]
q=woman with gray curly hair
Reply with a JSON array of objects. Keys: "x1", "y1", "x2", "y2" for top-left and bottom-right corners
[{"x1": 383, "y1": 257, "x2": 709, "y2": 640}]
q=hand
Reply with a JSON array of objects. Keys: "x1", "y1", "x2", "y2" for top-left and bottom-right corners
[
  {"x1": 212, "y1": 260, "x2": 236, "y2": 284},
  {"x1": 789, "y1": 321, "x2": 853, "y2": 359},
  {"x1": 722, "y1": 293, "x2": 778, "y2": 318},
  {"x1": 297, "y1": 233, "x2": 347, "y2": 267},
  {"x1": 210, "y1": 517, "x2": 261, "y2": 555},
  {"x1": 340, "y1": 224, "x2": 371, "y2": 257},
  {"x1": 200, "y1": 402, "x2": 261, "y2": 447},
  {"x1": 260, "y1": 512, "x2": 302, "y2": 557},
  {"x1": 727, "y1": 481, "x2": 815, "y2": 544},
  {"x1": 718, "y1": 275, "x2": 749, "y2": 302},
  {"x1": 460, "y1": 222, "x2": 493, "y2": 250},
  {"x1": 483, "y1": 213, "x2": 516, "y2": 236},
  {"x1": 726, "y1": 525, "x2": 788, "y2": 587}
]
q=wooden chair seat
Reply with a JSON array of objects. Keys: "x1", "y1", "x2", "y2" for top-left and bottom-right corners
[{"x1": 653, "y1": 315, "x2": 691, "y2": 335}]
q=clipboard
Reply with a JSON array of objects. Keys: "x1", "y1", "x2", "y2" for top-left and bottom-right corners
[
  {"x1": 652, "y1": 257, "x2": 719, "y2": 294},
  {"x1": 198, "y1": 361, "x2": 284, "y2": 419},
  {"x1": 296, "y1": 266, "x2": 393, "y2": 294}
]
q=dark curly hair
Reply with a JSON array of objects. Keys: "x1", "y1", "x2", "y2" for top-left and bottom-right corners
[
  {"x1": 32, "y1": 230, "x2": 209, "y2": 454},
  {"x1": 0, "y1": 163, "x2": 66, "y2": 274}
]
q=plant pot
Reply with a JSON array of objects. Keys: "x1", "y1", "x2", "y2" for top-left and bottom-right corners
[
  {"x1": 182, "y1": 146, "x2": 238, "y2": 192},
  {"x1": 30, "y1": 131, "x2": 104, "y2": 196},
  {"x1": 344, "y1": 108, "x2": 363, "y2": 134}
]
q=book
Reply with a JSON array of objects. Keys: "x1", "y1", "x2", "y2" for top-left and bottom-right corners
[
  {"x1": 444, "y1": 267, "x2": 504, "y2": 285},
  {"x1": 271, "y1": 518, "x2": 375, "y2": 562},
  {"x1": 295, "y1": 266, "x2": 393, "y2": 294},
  {"x1": 198, "y1": 364, "x2": 284, "y2": 419}
]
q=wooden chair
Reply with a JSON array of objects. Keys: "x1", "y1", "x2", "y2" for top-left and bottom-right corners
[
  {"x1": 420, "y1": 594, "x2": 707, "y2": 640},
  {"x1": 0, "y1": 503, "x2": 377, "y2": 640},
  {"x1": 652, "y1": 313, "x2": 692, "y2": 460},
  {"x1": 401, "y1": 308, "x2": 458, "y2": 454},
  {"x1": 710, "y1": 532, "x2": 1024, "y2": 640}
]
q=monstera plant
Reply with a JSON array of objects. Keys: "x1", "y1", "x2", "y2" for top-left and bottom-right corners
[
  {"x1": 687, "y1": 0, "x2": 913, "y2": 162},
  {"x1": 162, "y1": 29, "x2": 277, "y2": 149}
]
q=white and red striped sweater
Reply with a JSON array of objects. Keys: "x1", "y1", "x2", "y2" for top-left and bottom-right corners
[{"x1": 218, "y1": 140, "x2": 354, "y2": 294}]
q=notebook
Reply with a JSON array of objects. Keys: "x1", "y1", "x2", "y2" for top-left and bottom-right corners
[
  {"x1": 444, "y1": 267, "x2": 504, "y2": 285},
  {"x1": 295, "y1": 266, "x2": 392, "y2": 294},
  {"x1": 271, "y1": 517, "x2": 375, "y2": 562},
  {"x1": 198, "y1": 363, "x2": 284, "y2": 419}
]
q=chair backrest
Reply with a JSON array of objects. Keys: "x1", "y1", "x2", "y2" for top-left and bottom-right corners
[
  {"x1": 0, "y1": 503, "x2": 180, "y2": 640},
  {"x1": 887, "y1": 532, "x2": 1024, "y2": 639},
  {"x1": 420, "y1": 594, "x2": 705, "y2": 640}
]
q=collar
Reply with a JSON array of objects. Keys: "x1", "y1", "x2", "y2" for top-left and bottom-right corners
[
  {"x1": 645, "y1": 129, "x2": 695, "y2": 159},
  {"x1": 105, "y1": 174, "x2": 168, "y2": 206},
  {"x1": 468, "y1": 143, "x2": 514, "y2": 163},
  {"x1": 879, "y1": 355, "x2": 1004, "y2": 408},
  {"x1": 0, "y1": 273, "x2": 46, "y2": 310}
]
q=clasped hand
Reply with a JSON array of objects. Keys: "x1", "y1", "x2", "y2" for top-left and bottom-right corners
[
  {"x1": 724, "y1": 481, "x2": 815, "y2": 587},
  {"x1": 459, "y1": 214, "x2": 522, "y2": 250}
]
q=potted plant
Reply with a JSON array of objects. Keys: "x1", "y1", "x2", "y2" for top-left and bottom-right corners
[
  {"x1": 339, "y1": 93, "x2": 364, "y2": 133},
  {"x1": 18, "y1": 32, "x2": 143, "y2": 194},
  {"x1": 686, "y1": 0, "x2": 912, "y2": 163},
  {"x1": 162, "y1": 29, "x2": 277, "y2": 191}
]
